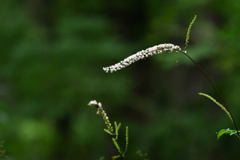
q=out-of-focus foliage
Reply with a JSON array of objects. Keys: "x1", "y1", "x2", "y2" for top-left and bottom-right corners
[{"x1": 0, "y1": 0, "x2": 240, "y2": 160}]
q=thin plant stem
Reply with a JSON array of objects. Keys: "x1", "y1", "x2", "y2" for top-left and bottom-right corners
[{"x1": 179, "y1": 51, "x2": 240, "y2": 137}]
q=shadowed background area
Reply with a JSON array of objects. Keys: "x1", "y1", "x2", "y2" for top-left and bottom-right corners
[{"x1": 0, "y1": 0, "x2": 240, "y2": 159}]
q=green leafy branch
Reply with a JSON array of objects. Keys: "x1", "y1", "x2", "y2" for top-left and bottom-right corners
[
  {"x1": 111, "y1": 124, "x2": 129, "y2": 160},
  {"x1": 88, "y1": 100, "x2": 129, "y2": 159}
]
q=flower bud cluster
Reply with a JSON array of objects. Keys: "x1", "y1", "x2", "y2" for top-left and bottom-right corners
[
  {"x1": 88, "y1": 100, "x2": 113, "y2": 132},
  {"x1": 103, "y1": 43, "x2": 181, "y2": 73}
]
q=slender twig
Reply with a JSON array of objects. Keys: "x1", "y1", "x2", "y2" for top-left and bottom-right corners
[{"x1": 179, "y1": 50, "x2": 240, "y2": 137}]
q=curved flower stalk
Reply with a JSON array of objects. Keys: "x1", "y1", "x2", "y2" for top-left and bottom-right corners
[
  {"x1": 88, "y1": 100, "x2": 113, "y2": 133},
  {"x1": 88, "y1": 100, "x2": 129, "y2": 159},
  {"x1": 103, "y1": 43, "x2": 181, "y2": 73}
]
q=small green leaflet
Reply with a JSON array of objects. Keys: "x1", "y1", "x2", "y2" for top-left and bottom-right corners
[
  {"x1": 217, "y1": 128, "x2": 240, "y2": 140},
  {"x1": 111, "y1": 155, "x2": 121, "y2": 160}
]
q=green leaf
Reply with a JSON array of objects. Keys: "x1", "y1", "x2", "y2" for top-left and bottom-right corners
[
  {"x1": 114, "y1": 122, "x2": 119, "y2": 137},
  {"x1": 111, "y1": 155, "x2": 121, "y2": 160},
  {"x1": 104, "y1": 129, "x2": 113, "y2": 135},
  {"x1": 217, "y1": 128, "x2": 240, "y2": 140},
  {"x1": 117, "y1": 123, "x2": 121, "y2": 130},
  {"x1": 123, "y1": 126, "x2": 129, "y2": 155},
  {"x1": 112, "y1": 138, "x2": 122, "y2": 154}
]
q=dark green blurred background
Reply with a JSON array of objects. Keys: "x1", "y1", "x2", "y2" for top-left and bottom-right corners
[{"x1": 1, "y1": 0, "x2": 240, "y2": 160}]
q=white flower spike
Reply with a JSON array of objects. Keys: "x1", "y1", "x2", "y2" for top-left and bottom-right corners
[
  {"x1": 88, "y1": 100, "x2": 98, "y2": 106},
  {"x1": 103, "y1": 43, "x2": 181, "y2": 73}
]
